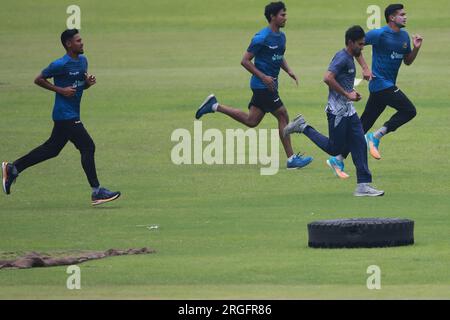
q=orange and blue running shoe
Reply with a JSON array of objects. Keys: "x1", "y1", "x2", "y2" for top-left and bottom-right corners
[
  {"x1": 366, "y1": 132, "x2": 381, "y2": 160},
  {"x1": 326, "y1": 157, "x2": 350, "y2": 179}
]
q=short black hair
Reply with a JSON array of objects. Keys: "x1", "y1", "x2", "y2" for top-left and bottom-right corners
[
  {"x1": 385, "y1": 4, "x2": 404, "y2": 23},
  {"x1": 345, "y1": 25, "x2": 365, "y2": 45},
  {"x1": 264, "y1": 2, "x2": 286, "y2": 23},
  {"x1": 60, "y1": 29, "x2": 79, "y2": 49}
]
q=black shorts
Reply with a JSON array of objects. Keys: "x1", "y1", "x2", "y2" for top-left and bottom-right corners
[{"x1": 248, "y1": 89, "x2": 284, "y2": 113}]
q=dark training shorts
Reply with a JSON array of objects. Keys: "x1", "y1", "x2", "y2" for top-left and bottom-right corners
[{"x1": 248, "y1": 89, "x2": 284, "y2": 113}]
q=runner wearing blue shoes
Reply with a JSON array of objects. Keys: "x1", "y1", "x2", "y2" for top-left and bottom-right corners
[
  {"x1": 284, "y1": 26, "x2": 384, "y2": 197},
  {"x1": 331, "y1": 4, "x2": 423, "y2": 171},
  {"x1": 195, "y1": 2, "x2": 313, "y2": 170}
]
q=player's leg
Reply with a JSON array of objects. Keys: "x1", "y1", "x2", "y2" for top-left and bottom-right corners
[
  {"x1": 273, "y1": 107, "x2": 313, "y2": 169},
  {"x1": 271, "y1": 106, "x2": 292, "y2": 157},
  {"x1": 68, "y1": 121, "x2": 120, "y2": 205},
  {"x1": 273, "y1": 108, "x2": 313, "y2": 169},
  {"x1": 2, "y1": 122, "x2": 69, "y2": 195},
  {"x1": 13, "y1": 122, "x2": 69, "y2": 172},
  {"x1": 267, "y1": 92, "x2": 312, "y2": 169},
  {"x1": 338, "y1": 90, "x2": 387, "y2": 162},
  {"x1": 195, "y1": 93, "x2": 265, "y2": 127},
  {"x1": 284, "y1": 113, "x2": 346, "y2": 173},
  {"x1": 359, "y1": 91, "x2": 388, "y2": 133},
  {"x1": 217, "y1": 104, "x2": 265, "y2": 128},
  {"x1": 68, "y1": 121, "x2": 99, "y2": 188},
  {"x1": 302, "y1": 113, "x2": 347, "y2": 156},
  {"x1": 348, "y1": 114, "x2": 384, "y2": 197},
  {"x1": 271, "y1": 106, "x2": 294, "y2": 157},
  {"x1": 362, "y1": 89, "x2": 392, "y2": 160},
  {"x1": 380, "y1": 87, "x2": 417, "y2": 135},
  {"x1": 312, "y1": 113, "x2": 350, "y2": 179},
  {"x1": 366, "y1": 87, "x2": 416, "y2": 160}
]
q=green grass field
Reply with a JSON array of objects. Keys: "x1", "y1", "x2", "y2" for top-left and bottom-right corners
[{"x1": 0, "y1": 0, "x2": 449, "y2": 299}]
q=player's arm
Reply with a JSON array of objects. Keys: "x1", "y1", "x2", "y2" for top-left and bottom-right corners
[
  {"x1": 281, "y1": 58, "x2": 298, "y2": 86},
  {"x1": 323, "y1": 71, "x2": 361, "y2": 102},
  {"x1": 34, "y1": 74, "x2": 76, "y2": 97},
  {"x1": 355, "y1": 53, "x2": 373, "y2": 80},
  {"x1": 404, "y1": 34, "x2": 423, "y2": 66},
  {"x1": 83, "y1": 58, "x2": 96, "y2": 90},
  {"x1": 356, "y1": 28, "x2": 382, "y2": 80},
  {"x1": 84, "y1": 72, "x2": 96, "y2": 90},
  {"x1": 241, "y1": 51, "x2": 276, "y2": 92}
]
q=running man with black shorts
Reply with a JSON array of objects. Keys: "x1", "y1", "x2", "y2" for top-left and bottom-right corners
[
  {"x1": 195, "y1": 1, "x2": 313, "y2": 169},
  {"x1": 328, "y1": 4, "x2": 423, "y2": 177},
  {"x1": 2, "y1": 29, "x2": 120, "y2": 206},
  {"x1": 284, "y1": 26, "x2": 384, "y2": 197}
]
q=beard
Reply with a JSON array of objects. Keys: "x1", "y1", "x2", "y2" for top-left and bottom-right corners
[{"x1": 353, "y1": 49, "x2": 362, "y2": 57}]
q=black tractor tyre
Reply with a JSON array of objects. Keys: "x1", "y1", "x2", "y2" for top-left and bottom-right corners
[{"x1": 308, "y1": 218, "x2": 414, "y2": 248}]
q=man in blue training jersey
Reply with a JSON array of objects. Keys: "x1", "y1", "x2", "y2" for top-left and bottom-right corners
[
  {"x1": 284, "y1": 26, "x2": 384, "y2": 197},
  {"x1": 195, "y1": 1, "x2": 313, "y2": 170},
  {"x1": 2, "y1": 29, "x2": 120, "y2": 206},
  {"x1": 328, "y1": 4, "x2": 423, "y2": 177}
]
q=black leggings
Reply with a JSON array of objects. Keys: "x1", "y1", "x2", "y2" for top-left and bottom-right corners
[
  {"x1": 342, "y1": 86, "x2": 416, "y2": 159},
  {"x1": 360, "y1": 86, "x2": 417, "y2": 134},
  {"x1": 13, "y1": 119, "x2": 100, "y2": 188}
]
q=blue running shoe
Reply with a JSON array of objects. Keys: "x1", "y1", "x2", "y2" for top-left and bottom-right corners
[
  {"x1": 195, "y1": 94, "x2": 218, "y2": 119},
  {"x1": 326, "y1": 157, "x2": 349, "y2": 179},
  {"x1": 366, "y1": 132, "x2": 381, "y2": 160},
  {"x1": 92, "y1": 187, "x2": 121, "y2": 206},
  {"x1": 287, "y1": 153, "x2": 313, "y2": 169},
  {"x1": 2, "y1": 162, "x2": 19, "y2": 195}
]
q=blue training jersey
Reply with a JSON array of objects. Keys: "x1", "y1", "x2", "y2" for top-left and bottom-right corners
[
  {"x1": 247, "y1": 27, "x2": 286, "y2": 90},
  {"x1": 365, "y1": 25, "x2": 412, "y2": 93},
  {"x1": 41, "y1": 54, "x2": 88, "y2": 121}
]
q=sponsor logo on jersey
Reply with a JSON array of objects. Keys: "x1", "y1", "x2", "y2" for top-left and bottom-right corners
[
  {"x1": 390, "y1": 51, "x2": 404, "y2": 59},
  {"x1": 272, "y1": 54, "x2": 284, "y2": 61}
]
